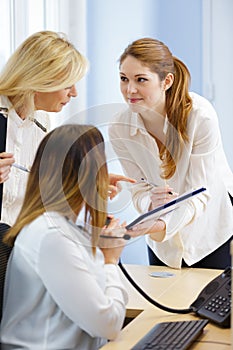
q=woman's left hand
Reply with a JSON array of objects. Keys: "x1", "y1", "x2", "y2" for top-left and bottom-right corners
[
  {"x1": 108, "y1": 173, "x2": 136, "y2": 200},
  {"x1": 99, "y1": 217, "x2": 127, "y2": 264},
  {"x1": 127, "y1": 219, "x2": 166, "y2": 242}
]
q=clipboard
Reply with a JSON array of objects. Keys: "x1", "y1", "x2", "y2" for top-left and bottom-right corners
[{"x1": 126, "y1": 187, "x2": 206, "y2": 230}]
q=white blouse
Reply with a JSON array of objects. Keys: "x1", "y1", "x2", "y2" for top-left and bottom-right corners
[
  {"x1": 109, "y1": 92, "x2": 233, "y2": 268},
  {"x1": 0, "y1": 212, "x2": 128, "y2": 350},
  {"x1": 0, "y1": 95, "x2": 50, "y2": 226}
]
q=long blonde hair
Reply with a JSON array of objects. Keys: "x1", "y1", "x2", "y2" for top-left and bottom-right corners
[
  {"x1": 4, "y1": 124, "x2": 109, "y2": 253},
  {"x1": 119, "y1": 38, "x2": 192, "y2": 179},
  {"x1": 0, "y1": 31, "x2": 88, "y2": 117}
]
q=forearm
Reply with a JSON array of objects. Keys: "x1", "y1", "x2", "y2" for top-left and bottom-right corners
[
  {"x1": 129, "y1": 219, "x2": 166, "y2": 242},
  {"x1": 148, "y1": 219, "x2": 166, "y2": 241}
]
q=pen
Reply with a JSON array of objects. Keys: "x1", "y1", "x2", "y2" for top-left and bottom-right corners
[
  {"x1": 100, "y1": 234, "x2": 131, "y2": 240},
  {"x1": 12, "y1": 163, "x2": 30, "y2": 173},
  {"x1": 141, "y1": 178, "x2": 158, "y2": 187},
  {"x1": 140, "y1": 178, "x2": 173, "y2": 195}
]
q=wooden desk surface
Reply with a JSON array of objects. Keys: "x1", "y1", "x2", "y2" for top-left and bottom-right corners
[{"x1": 101, "y1": 265, "x2": 231, "y2": 350}]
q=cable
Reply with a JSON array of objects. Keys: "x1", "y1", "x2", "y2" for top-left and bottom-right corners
[{"x1": 118, "y1": 259, "x2": 192, "y2": 314}]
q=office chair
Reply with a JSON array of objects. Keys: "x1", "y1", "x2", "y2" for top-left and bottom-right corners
[{"x1": 0, "y1": 223, "x2": 12, "y2": 321}]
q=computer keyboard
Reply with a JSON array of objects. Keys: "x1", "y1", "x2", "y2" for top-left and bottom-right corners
[{"x1": 130, "y1": 319, "x2": 209, "y2": 350}]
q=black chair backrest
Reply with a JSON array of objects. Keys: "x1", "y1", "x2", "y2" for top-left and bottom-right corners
[
  {"x1": 0, "y1": 223, "x2": 12, "y2": 321},
  {"x1": 0, "y1": 112, "x2": 8, "y2": 220},
  {"x1": 0, "y1": 112, "x2": 11, "y2": 322}
]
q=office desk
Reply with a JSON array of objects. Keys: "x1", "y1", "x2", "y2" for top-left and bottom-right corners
[{"x1": 101, "y1": 265, "x2": 231, "y2": 350}]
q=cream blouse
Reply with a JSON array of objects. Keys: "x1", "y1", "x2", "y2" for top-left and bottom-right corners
[
  {"x1": 0, "y1": 96, "x2": 50, "y2": 226},
  {"x1": 109, "y1": 92, "x2": 233, "y2": 268}
]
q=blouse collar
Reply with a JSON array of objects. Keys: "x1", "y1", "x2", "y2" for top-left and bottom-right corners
[
  {"x1": 0, "y1": 95, "x2": 33, "y2": 128},
  {"x1": 130, "y1": 111, "x2": 169, "y2": 136}
]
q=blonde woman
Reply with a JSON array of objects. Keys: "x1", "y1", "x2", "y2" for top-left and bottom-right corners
[
  {"x1": 109, "y1": 37, "x2": 233, "y2": 269},
  {"x1": 1, "y1": 124, "x2": 128, "y2": 350},
  {"x1": 0, "y1": 31, "x2": 134, "y2": 226},
  {"x1": 0, "y1": 30, "x2": 87, "y2": 226}
]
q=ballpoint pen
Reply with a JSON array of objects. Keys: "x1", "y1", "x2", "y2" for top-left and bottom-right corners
[
  {"x1": 12, "y1": 163, "x2": 30, "y2": 173},
  {"x1": 140, "y1": 178, "x2": 173, "y2": 195},
  {"x1": 99, "y1": 234, "x2": 131, "y2": 240}
]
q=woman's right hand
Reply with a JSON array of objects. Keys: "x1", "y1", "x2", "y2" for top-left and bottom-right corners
[
  {"x1": 99, "y1": 217, "x2": 127, "y2": 264},
  {"x1": 0, "y1": 152, "x2": 15, "y2": 183},
  {"x1": 150, "y1": 186, "x2": 178, "y2": 209}
]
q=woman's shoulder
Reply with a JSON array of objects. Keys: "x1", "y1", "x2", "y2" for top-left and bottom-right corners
[
  {"x1": 17, "y1": 212, "x2": 60, "y2": 239},
  {"x1": 108, "y1": 106, "x2": 135, "y2": 138},
  {"x1": 15, "y1": 213, "x2": 83, "y2": 257},
  {"x1": 18, "y1": 212, "x2": 65, "y2": 237},
  {"x1": 0, "y1": 95, "x2": 11, "y2": 110},
  {"x1": 190, "y1": 91, "x2": 215, "y2": 109},
  {"x1": 189, "y1": 92, "x2": 218, "y2": 119},
  {"x1": 112, "y1": 105, "x2": 132, "y2": 122}
]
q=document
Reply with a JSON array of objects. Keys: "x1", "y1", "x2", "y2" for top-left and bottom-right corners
[{"x1": 126, "y1": 187, "x2": 206, "y2": 230}]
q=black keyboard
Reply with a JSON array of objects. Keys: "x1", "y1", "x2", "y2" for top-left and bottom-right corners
[{"x1": 130, "y1": 319, "x2": 209, "y2": 350}]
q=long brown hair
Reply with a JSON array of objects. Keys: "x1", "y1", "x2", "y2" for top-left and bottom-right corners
[
  {"x1": 119, "y1": 38, "x2": 192, "y2": 179},
  {"x1": 4, "y1": 124, "x2": 109, "y2": 253}
]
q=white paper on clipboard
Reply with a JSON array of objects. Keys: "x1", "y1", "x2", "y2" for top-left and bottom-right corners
[{"x1": 126, "y1": 187, "x2": 206, "y2": 230}]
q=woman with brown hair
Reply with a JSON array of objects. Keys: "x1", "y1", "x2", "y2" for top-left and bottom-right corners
[
  {"x1": 1, "y1": 124, "x2": 128, "y2": 349},
  {"x1": 109, "y1": 37, "x2": 233, "y2": 269}
]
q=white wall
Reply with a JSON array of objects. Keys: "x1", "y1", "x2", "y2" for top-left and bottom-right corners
[{"x1": 202, "y1": 0, "x2": 233, "y2": 171}]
